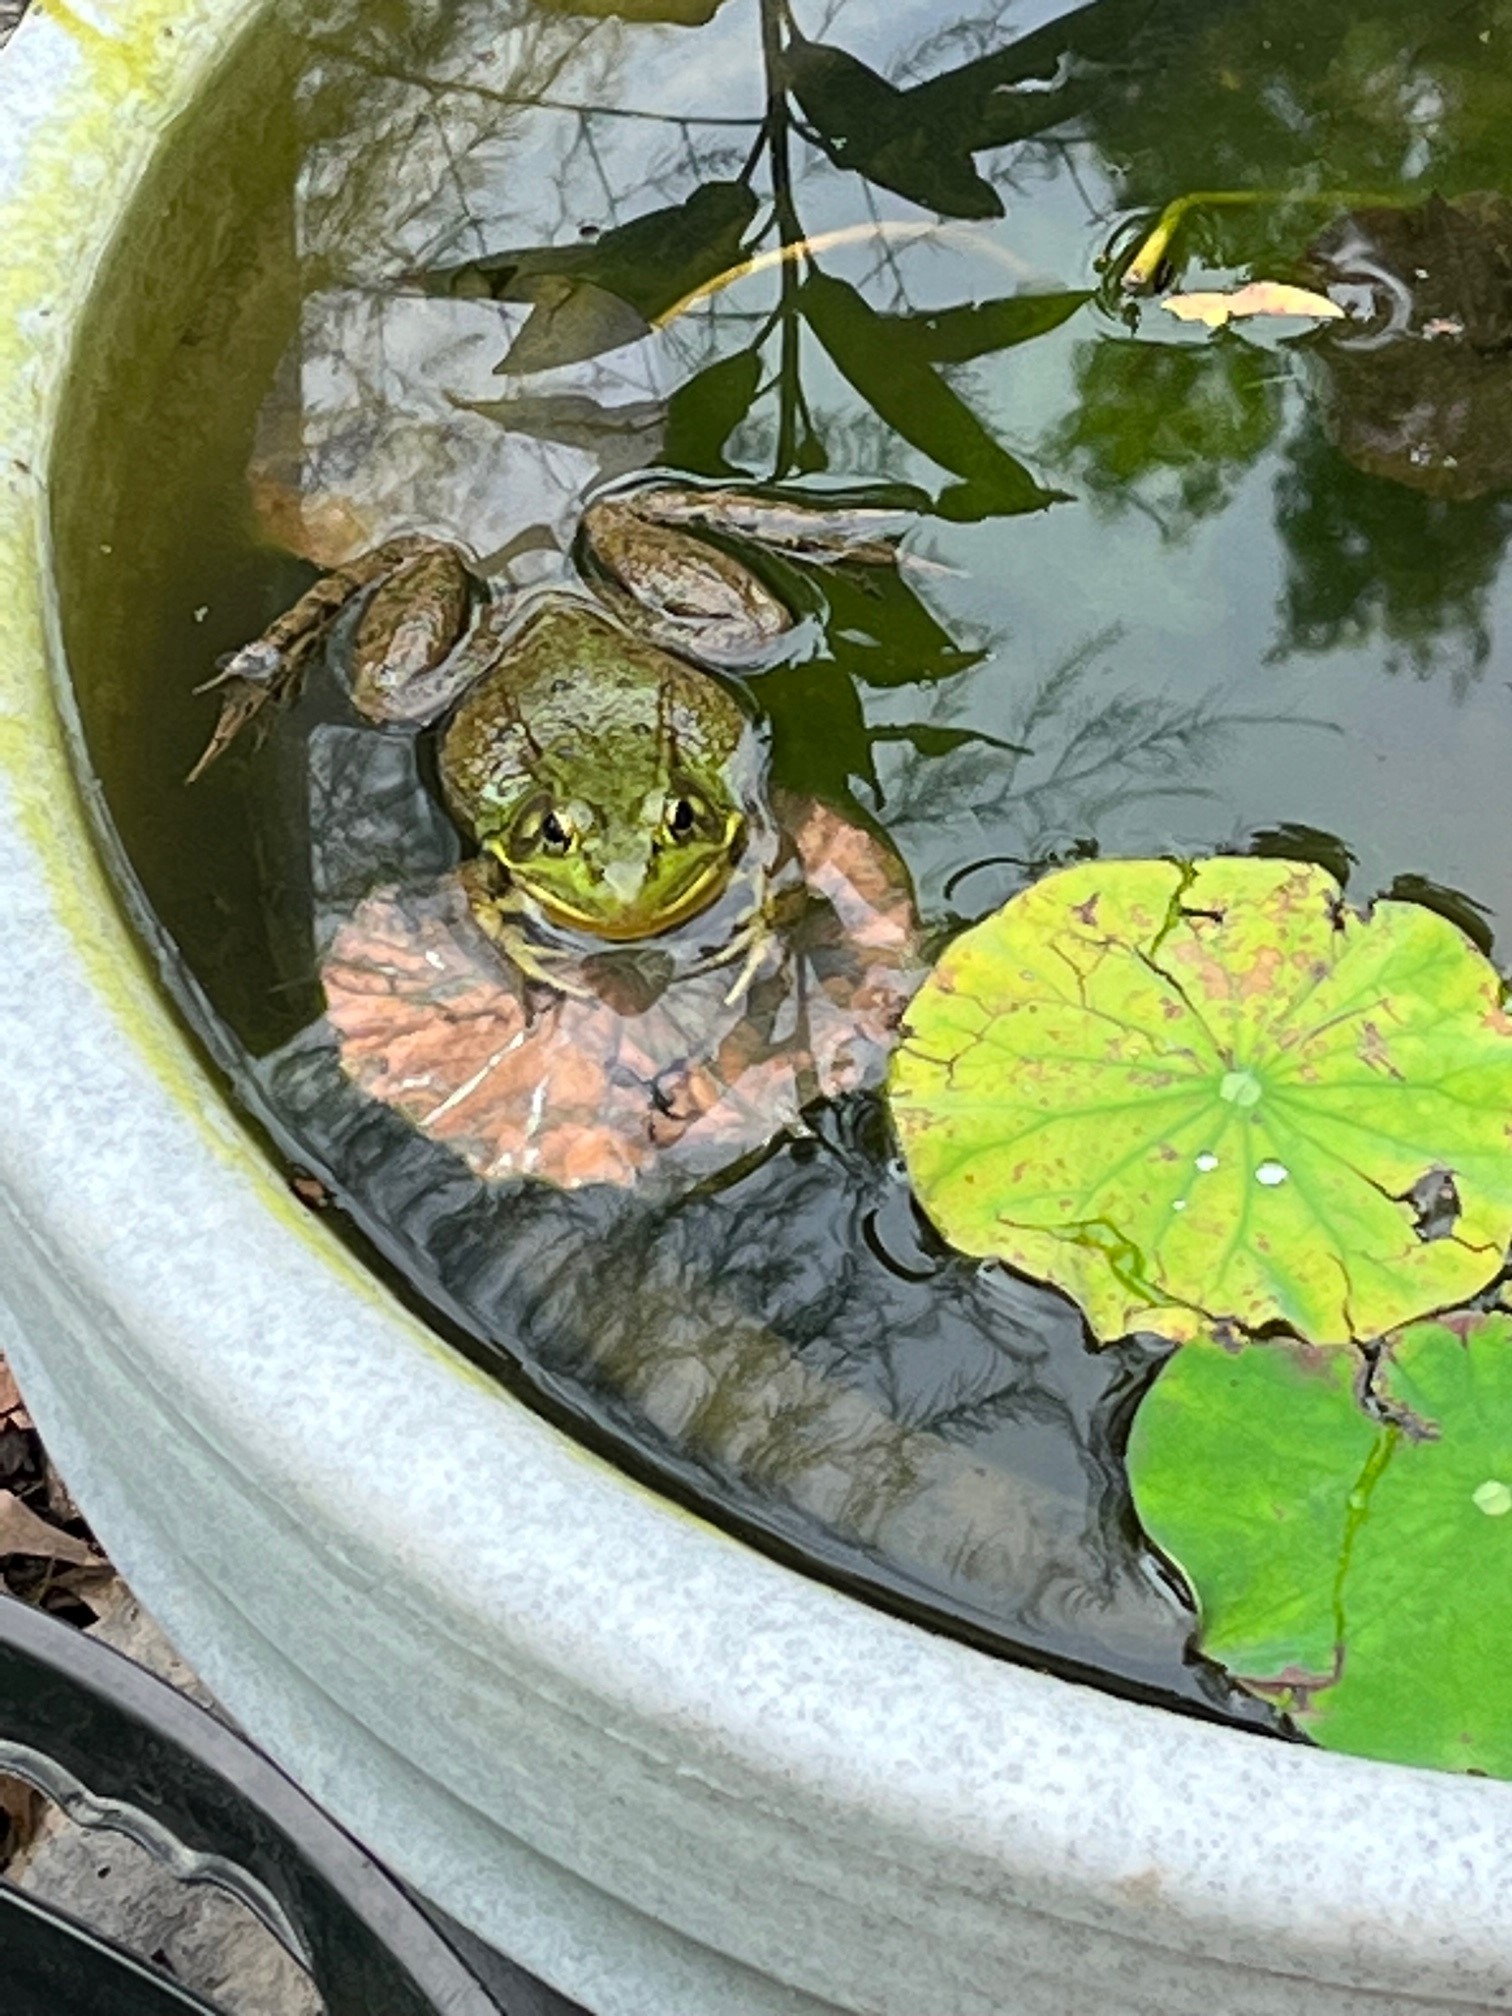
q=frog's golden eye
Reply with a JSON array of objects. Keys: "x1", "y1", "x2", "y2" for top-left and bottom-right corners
[
  {"x1": 507, "y1": 798, "x2": 577, "y2": 859},
  {"x1": 540, "y1": 809, "x2": 572, "y2": 855},
  {"x1": 661, "y1": 789, "x2": 712, "y2": 845}
]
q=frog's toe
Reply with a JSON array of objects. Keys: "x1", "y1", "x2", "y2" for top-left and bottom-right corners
[
  {"x1": 187, "y1": 641, "x2": 304, "y2": 781},
  {"x1": 194, "y1": 638, "x2": 286, "y2": 697}
]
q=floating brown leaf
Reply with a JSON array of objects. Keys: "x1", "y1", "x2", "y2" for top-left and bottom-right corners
[{"x1": 1161, "y1": 282, "x2": 1345, "y2": 329}]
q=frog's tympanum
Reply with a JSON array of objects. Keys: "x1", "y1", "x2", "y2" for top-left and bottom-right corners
[
  {"x1": 197, "y1": 486, "x2": 903, "y2": 999},
  {"x1": 200, "y1": 487, "x2": 923, "y2": 1187},
  {"x1": 1303, "y1": 193, "x2": 1512, "y2": 501}
]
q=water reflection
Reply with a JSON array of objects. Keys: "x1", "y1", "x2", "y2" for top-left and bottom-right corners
[{"x1": 262, "y1": 1022, "x2": 1229, "y2": 1701}]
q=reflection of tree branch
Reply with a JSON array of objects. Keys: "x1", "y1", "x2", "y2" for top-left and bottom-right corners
[
  {"x1": 761, "y1": 0, "x2": 805, "y2": 475},
  {"x1": 308, "y1": 39, "x2": 765, "y2": 128}
]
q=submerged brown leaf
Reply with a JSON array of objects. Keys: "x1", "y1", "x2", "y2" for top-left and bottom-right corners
[{"x1": 323, "y1": 797, "x2": 921, "y2": 1189}]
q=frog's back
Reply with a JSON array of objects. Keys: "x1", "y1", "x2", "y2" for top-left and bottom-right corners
[{"x1": 442, "y1": 601, "x2": 745, "y2": 827}]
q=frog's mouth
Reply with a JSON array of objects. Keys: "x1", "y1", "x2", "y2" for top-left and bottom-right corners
[
  {"x1": 532, "y1": 864, "x2": 729, "y2": 941},
  {"x1": 500, "y1": 815, "x2": 746, "y2": 943}
]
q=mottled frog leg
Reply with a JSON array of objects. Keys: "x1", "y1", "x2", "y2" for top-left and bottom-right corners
[
  {"x1": 188, "y1": 536, "x2": 466, "y2": 780},
  {"x1": 581, "y1": 496, "x2": 792, "y2": 661},
  {"x1": 614, "y1": 487, "x2": 912, "y2": 568},
  {"x1": 580, "y1": 487, "x2": 914, "y2": 663},
  {"x1": 458, "y1": 861, "x2": 594, "y2": 1000}
]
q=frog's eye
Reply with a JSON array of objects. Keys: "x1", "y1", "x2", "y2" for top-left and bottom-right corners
[
  {"x1": 540, "y1": 810, "x2": 572, "y2": 855},
  {"x1": 662, "y1": 790, "x2": 711, "y2": 844},
  {"x1": 506, "y1": 798, "x2": 577, "y2": 859}
]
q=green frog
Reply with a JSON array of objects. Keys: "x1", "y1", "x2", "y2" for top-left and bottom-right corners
[{"x1": 194, "y1": 487, "x2": 904, "y2": 995}]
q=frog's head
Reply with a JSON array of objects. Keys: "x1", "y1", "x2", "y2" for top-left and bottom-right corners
[{"x1": 479, "y1": 764, "x2": 748, "y2": 941}]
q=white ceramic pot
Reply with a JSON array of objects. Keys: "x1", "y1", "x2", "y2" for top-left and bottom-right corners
[{"x1": 3, "y1": 6, "x2": 1512, "y2": 2013}]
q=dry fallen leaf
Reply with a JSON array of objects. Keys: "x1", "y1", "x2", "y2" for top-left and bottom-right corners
[
  {"x1": 1162, "y1": 281, "x2": 1346, "y2": 329},
  {"x1": 0, "y1": 1357, "x2": 30, "y2": 1433},
  {"x1": 0, "y1": 1490, "x2": 101, "y2": 1569},
  {"x1": 0, "y1": 1774, "x2": 44, "y2": 1870}
]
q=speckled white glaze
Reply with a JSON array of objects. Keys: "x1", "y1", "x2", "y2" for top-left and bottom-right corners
[{"x1": 4, "y1": 6, "x2": 1512, "y2": 2014}]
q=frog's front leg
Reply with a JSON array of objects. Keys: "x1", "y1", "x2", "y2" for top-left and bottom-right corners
[
  {"x1": 189, "y1": 537, "x2": 479, "y2": 780},
  {"x1": 688, "y1": 866, "x2": 780, "y2": 1008},
  {"x1": 459, "y1": 859, "x2": 594, "y2": 1000}
]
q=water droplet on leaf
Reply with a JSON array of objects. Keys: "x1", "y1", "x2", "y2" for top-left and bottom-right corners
[{"x1": 1219, "y1": 1069, "x2": 1263, "y2": 1109}]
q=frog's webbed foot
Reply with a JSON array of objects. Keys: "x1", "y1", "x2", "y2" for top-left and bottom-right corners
[
  {"x1": 188, "y1": 535, "x2": 469, "y2": 781},
  {"x1": 188, "y1": 636, "x2": 308, "y2": 782},
  {"x1": 687, "y1": 870, "x2": 780, "y2": 1009},
  {"x1": 459, "y1": 862, "x2": 594, "y2": 1000}
]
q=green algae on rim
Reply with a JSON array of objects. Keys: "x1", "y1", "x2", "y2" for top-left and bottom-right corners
[{"x1": 889, "y1": 856, "x2": 1512, "y2": 1343}]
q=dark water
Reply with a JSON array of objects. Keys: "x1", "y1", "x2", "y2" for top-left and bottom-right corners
[{"x1": 49, "y1": 0, "x2": 1512, "y2": 1724}]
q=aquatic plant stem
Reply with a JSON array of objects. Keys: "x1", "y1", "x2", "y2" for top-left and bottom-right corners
[{"x1": 1121, "y1": 187, "x2": 1409, "y2": 292}]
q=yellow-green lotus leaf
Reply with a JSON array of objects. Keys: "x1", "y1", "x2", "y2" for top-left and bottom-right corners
[{"x1": 889, "y1": 857, "x2": 1512, "y2": 1342}]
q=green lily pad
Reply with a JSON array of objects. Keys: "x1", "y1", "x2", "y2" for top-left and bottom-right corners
[
  {"x1": 888, "y1": 857, "x2": 1512, "y2": 1342},
  {"x1": 1129, "y1": 1316, "x2": 1512, "y2": 1775}
]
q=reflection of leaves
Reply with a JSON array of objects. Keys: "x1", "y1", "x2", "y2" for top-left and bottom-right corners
[
  {"x1": 496, "y1": 280, "x2": 649, "y2": 376},
  {"x1": 784, "y1": 33, "x2": 1003, "y2": 219},
  {"x1": 891, "y1": 290, "x2": 1089, "y2": 364},
  {"x1": 757, "y1": 560, "x2": 991, "y2": 823},
  {"x1": 1130, "y1": 1315, "x2": 1512, "y2": 1777},
  {"x1": 419, "y1": 180, "x2": 758, "y2": 373},
  {"x1": 451, "y1": 390, "x2": 665, "y2": 479},
  {"x1": 800, "y1": 271, "x2": 1063, "y2": 518},
  {"x1": 890, "y1": 855, "x2": 1512, "y2": 1344},
  {"x1": 813, "y1": 562, "x2": 984, "y2": 688},
  {"x1": 661, "y1": 348, "x2": 763, "y2": 475},
  {"x1": 532, "y1": 0, "x2": 732, "y2": 18},
  {"x1": 900, "y1": 0, "x2": 1160, "y2": 148},
  {"x1": 1050, "y1": 338, "x2": 1284, "y2": 535},
  {"x1": 1273, "y1": 421, "x2": 1512, "y2": 676},
  {"x1": 761, "y1": 659, "x2": 880, "y2": 822}
]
